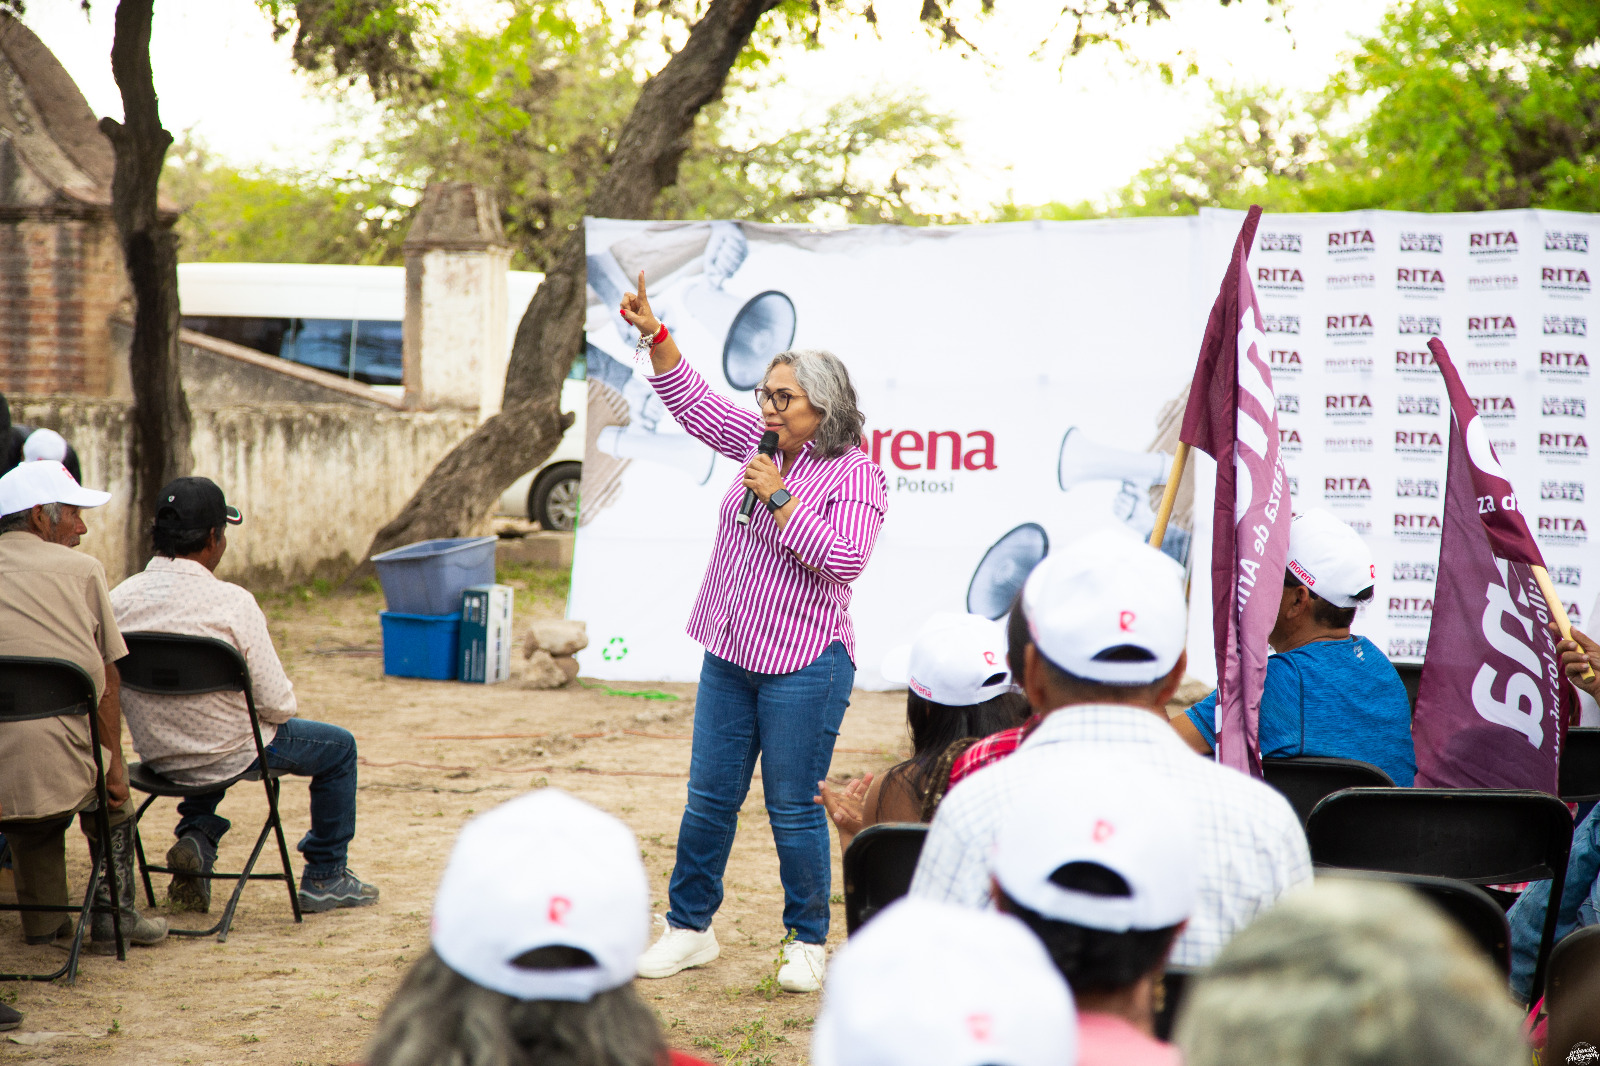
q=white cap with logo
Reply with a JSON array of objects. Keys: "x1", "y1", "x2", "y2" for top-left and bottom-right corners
[
  {"x1": 1021, "y1": 528, "x2": 1187, "y2": 686},
  {"x1": 21, "y1": 428, "x2": 68, "y2": 464},
  {"x1": 881, "y1": 612, "x2": 1012, "y2": 706},
  {"x1": 430, "y1": 789, "x2": 651, "y2": 1003},
  {"x1": 992, "y1": 760, "x2": 1199, "y2": 932},
  {"x1": 0, "y1": 460, "x2": 111, "y2": 516},
  {"x1": 1287, "y1": 508, "x2": 1376, "y2": 609},
  {"x1": 812, "y1": 897, "x2": 1077, "y2": 1066}
]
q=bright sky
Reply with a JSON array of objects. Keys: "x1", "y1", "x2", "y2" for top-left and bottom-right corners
[{"x1": 25, "y1": 0, "x2": 1391, "y2": 210}]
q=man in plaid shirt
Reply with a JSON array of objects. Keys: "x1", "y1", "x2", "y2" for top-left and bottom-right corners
[{"x1": 911, "y1": 532, "x2": 1311, "y2": 967}]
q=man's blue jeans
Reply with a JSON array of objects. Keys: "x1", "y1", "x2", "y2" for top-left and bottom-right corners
[
  {"x1": 173, "y1": 718, "x2": 359, "y2": 883},
  {"x1": 1508, "y1": 803, "x2": 1600, "y2": 1003},
  {"x1": 666, "y1": 642, "x2": 853, "y2": 945}
]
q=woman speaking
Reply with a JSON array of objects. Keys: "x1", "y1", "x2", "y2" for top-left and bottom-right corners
[{"x1": 620, "y1": 275, "x2": 887, "y2": 994}]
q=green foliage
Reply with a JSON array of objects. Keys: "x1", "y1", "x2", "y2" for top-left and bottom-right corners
[{"x1": 256, "y1": 0, "x2": 436, "y2": 95}]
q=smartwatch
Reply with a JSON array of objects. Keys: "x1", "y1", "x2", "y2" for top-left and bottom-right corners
[{"x1": 767, "y1": 488, "x2": 792, "y2": 512}]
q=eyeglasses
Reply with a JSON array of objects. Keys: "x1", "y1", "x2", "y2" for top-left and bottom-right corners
[{"x1": 755, "y1": 388, "x2": 806, "y2": 412}]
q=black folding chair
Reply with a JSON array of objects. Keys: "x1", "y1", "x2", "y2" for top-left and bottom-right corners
[
  {"x1": 1261, "y1": 756, "x2": 1394, "y2": 827},
  {"x1": 0, "y1": 656, "x2": 122, "y2": 982},
  {"x1": 843, "y1": 823, "x2": 928, "y2": 935},
  {"x1": 1390, "y1": 661, "x2": 1422, "y2": 713},
  {"x1": 1306, "y1": 787, "x2": 1572, "y2": 1001},
  {"x1": 1560, "y1": 728, "x2": 1600, "y2": 803},
  {"x1": 1319, "y1": 868, "x2": 1511, "y2": 974},
  {"x1": 1544, "y1": 925, "x2": 1600, "y2": 1064},
  {"x1": 119, "y1": 633, "x2": 302, "y2": 942}
]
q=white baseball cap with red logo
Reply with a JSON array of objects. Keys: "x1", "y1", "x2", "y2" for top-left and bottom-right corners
[
  {"x1": 430, "y1": 789, "x2": 650, "y2": 1002},
  {"x1": 0, "y1": 459, "x2": 110, "y2": 516},
  {"x1": 812, "y1": 897, "x2": 1077, "y2": 1066},
  {"x1": 992, "y1": 760, "x2": 1198, "y2": 932},
  {"x1": 880, "y1": 612, "x2": 1012, "y2": 706},
  {"x1": 1286, "y1": 508, "x2": 1376, "y2": 609},
  {"x1": 1020, "y1": 528, "x2": 1188, "y2": 686}
]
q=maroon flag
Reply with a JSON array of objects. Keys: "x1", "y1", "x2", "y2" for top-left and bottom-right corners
[
  {"x1": 1179, "y1": 206, "x2": 1292, "y2": 778},
  {"x1": 1412, "y1": 338, "x2": 1564, "y2": 792}
]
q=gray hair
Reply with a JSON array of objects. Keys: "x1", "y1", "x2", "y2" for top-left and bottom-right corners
[
  {"x1": 0, "y1": 502, "x2": 60, "y2": 535},
  {"x1": 364, "y1": 949, "x2": 665, "y2": 1066},
  {"x1": 766, "y1": 349, "x2": 865, "y2": 460},
  {"x1": 1175, "y1": 879, "x2": 1526, "y2": 1066}
]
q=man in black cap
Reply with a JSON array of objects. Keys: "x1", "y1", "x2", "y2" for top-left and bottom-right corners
[{"x1": 110, "y1": 477, "x2": 378, "y2": 914}]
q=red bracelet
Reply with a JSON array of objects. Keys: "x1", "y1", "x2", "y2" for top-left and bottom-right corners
[{"x1": 649, "y1": 323, "x2": 669, "y2": 347}]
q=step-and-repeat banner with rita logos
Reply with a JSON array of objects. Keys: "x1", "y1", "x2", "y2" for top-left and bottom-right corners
[{"x1": 571, "y1": 211, "x2": 1598, "y2": 687}]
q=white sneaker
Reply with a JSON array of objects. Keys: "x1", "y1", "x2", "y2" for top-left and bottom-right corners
[
  {"x1": 637, "y1": 920, "x2": 719, "y2": 979},
  {"x1": 777, "y1": 940, "x2": 827, "y2": 993}
]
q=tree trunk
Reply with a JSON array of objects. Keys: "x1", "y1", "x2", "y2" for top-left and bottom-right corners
[
  {"x1": 100, "y1": 0, "x2": 191, "y2": 574},
  {"x1": 358, "y1": 0, "x2": 780, "y2": 571}
]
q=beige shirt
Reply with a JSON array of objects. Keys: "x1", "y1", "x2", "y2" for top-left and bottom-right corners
[
  {"x1": 111, "y1": 557, "x2": 297, "y2": 786},
  {"x1": 0, "y1": 530, "x2": 128, "y2": 820}
]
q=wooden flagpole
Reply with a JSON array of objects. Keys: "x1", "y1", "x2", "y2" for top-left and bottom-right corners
[
  {"x1": 1530, "y1": 564, "x2": 1596, "y2": 682},
  {"x1": 1148, "y1": 442, "x2": 1190, "y2": 551}
]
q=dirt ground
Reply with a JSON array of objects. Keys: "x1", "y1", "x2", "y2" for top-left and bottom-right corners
[{"x1": 0, "y1": 564, "x2": 911, "y2": 1065}]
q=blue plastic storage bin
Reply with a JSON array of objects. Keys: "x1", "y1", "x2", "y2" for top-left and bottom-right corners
[
  {"x1": 370, "y1": 536, "x2": 497, "y2": 616},
  {"x1": 380, "y1": 611, "x2": 462, "y2": 680}
]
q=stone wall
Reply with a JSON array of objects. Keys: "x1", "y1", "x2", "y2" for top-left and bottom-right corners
[{"x1": 10, "y1": 397, "x2": 477, "y2": 588}]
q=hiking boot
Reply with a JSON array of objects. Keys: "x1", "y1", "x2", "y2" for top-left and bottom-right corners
[
  {"x1": 165, "y1": 834, "x2": 214, "y2": 914},
  {"x1": 89, "y1": 817, "x2": 168, "y2": 955},
  {"x1": 23, "y1": 918, "x2": 73, "y2": 951},
  {"x1": 776, "y1": 940, "x2": 826, "y2": 993},
  {"x1": 298, "y1": 868, "x2": 379, "y2": 913},
  {"x1": 637, "y1": 920, "x2": 719, "y2": 979}
]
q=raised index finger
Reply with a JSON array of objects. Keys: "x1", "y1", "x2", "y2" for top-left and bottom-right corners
[{"x1": 637, "y1": 271, "x2": 648, "y2": 303}]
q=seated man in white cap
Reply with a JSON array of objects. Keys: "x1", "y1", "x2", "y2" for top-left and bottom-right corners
[
  {"x1": 910, "y1": 529, "x2": 1310, "y2": 968},
  {"x1": 814, "y1": 612, "x2": 1028, "y2": 852},
  {"x1": 0, "y1": 460, "x2": 168, "y2": 954},
  {"x1": 1172, "y1": 508, "x2": 1416, "y2": 786},
  {"x1": 363, "y1": 788, "x2": 713, "y2": 1066},
  {"x1": 992, "y1": 764, "x2": 1199, "y2": 1066},
  {"x1": 811, "y1": 896, "x2": 1077, "y2": 1066}
]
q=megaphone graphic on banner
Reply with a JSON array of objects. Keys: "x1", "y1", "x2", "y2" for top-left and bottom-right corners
[
  {"x1": 596, "y1": 425, "x2": 717, "y2": 486},
  {"x1": 966, "y1": 523, "x2": 1049, "y2": 619}
]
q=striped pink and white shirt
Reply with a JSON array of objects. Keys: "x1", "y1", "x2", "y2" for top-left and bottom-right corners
[{"x1": 648, "y1": 358, "x2": 888, "y2": 675}]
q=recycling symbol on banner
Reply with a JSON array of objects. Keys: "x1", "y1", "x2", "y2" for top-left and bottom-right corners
[{"x1": 602, "y1": 637, "x2": 629, "y2": 661}]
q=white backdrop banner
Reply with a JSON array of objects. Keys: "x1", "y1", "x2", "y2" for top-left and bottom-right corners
[{"x1": 571, "y1": 210, "x2": 1599, "y2": 688}]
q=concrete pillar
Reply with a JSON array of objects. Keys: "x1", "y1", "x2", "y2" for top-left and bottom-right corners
[{"x1": 402, "y1": 182, "x2": 513, "y2": 416}]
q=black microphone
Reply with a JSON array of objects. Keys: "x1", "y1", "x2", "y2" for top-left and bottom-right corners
[{"x1": 737, "y1": 431, "x2": 780, "y2": 527}]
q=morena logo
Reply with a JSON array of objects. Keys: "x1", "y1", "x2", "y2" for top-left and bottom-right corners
[
  {"x1": 1543, "y1": 396, "x2": 1587, "y2": 417},
  {"x1": 1327, "y1": 229, "x2": 1376, "y2": 255},
  {"x1": 1263, "y1": 314, "x2": 1301, "y2": 335},
  {"x1": 1537, "y1": 516, "x2": 1589, "y2": 543},
  {"x1": 1326, "y1": 313, "x2": 1375, "y2": 337},
  {"x1": 1397, "y1": 267, "x2": 1445, "y2": 292},
  {"x1": 1327, "y1": 272, "x2": 1375, "y2": 290},
  {"x1": 1467, "y1": 315, "x2": 1516, "y2": 339},
  {"x1": 1551, "y1": 564, "x2": 1584, "y2": 586},
  {"x1": 1324, "y1": 476, "x2": 1371, "y2": 499},
  {"x1": 1392, "y1": 561, "x2": 1437, "y2": 582},
  {"x1": 1546, "y1": 231, "x2": 1589, "y2": 253},
  {"x1": 1395, "y1": 349, "x2": 1438, "y2": 369},
  {"x1": 1388, "y1": 637, "x2": 1429, "y2": 658},
  {"x1": 1325, "y1": 436, "x2": 1373, "y2": 452},
  {"x1": 1396, "y1": 395, "x2": 1442, "y2": 416},
  {"x1": 1277, "y1": 394, "x2": 1300, "y2": 415},
  {"x1": 1471, "y1": 396, "x2": 1516, "y2": 419},
  {"x1": 1398, "y1": 315, "x2": 1443, "y2": 335},
  {"x1": 1396, "y1": 478, "x2": 1441, "y2": 498},
  {"x1": 1467, "y1": 274, "x2": 1519, "y2": 292},
  {"x1": 1539, "y1": 432, "x2": 1589, "y2": 459},
  {"x1": 1325, "y1": 354, "x2": 1375, "y2": 373},
  {"x1": 866, "y1": 430, "x2": 996, "y2": 472},
  {"x1": 1544, "y1": 315, "x2": 1588, "y2": 336},
  {"x1": 1395, "y1": 430, "x2": 1444, "y2": 455},
  {"x1": 1466, "y1": 357, "x2": 1518, "y2": 374},
  {"x1": 1400, "y1": 232, "x2": 1444, "y2": 253},
  {"x1": 1257, "y1": 267, "x2": 1304, "y2": 292},
  {"x1": 1387, "y1": 596, "x2": 1434, "y2": 619},
  {"x1": 1543, "y1": 267, "x2": 1592, "y2": 296},
  {"x1": 1258, "y1": 232, "x2": 1302, "y2": 253},
  {"x1": 1468, "y1": 230, "x2": 1519, "y2": 255},
  {"x1": 1540, "y1": 351, "x2": 1590, "y2": 377},
  {"x1": 1491, "y1": 437, "x2": 1518, "y2": 456},
  {"x1": 1540, "y1": 481, "x2": 1585, "y2": 502}
]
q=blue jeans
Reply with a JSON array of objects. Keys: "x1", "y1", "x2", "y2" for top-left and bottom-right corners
[
  {"x1": 174, "y1": 718, "x2": 359, "y2": 883},
  {"x1": 1508, "y1": 803, "x2": 1600, "y2": 1002},
  {"x1": 667, "y1": 642, "x2": 853, "y2": 945}
]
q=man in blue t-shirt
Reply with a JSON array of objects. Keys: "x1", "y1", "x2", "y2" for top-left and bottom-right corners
[{"x1": 1172, "y1": 509, "x2": 1416, "y2": 786}]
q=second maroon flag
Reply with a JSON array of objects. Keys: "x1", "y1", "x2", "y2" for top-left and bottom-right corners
[
  {"x1": 1412, "y1": 338, "x2": 1565, "y2": 792},
  {"x1": 1179, "y1": 206, "x2": 1292, "y2": 778}
]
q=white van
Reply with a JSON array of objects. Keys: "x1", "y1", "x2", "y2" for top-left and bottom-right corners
[{"x1": 177, "y1": 262, "x2": 586, "y2": 530}]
